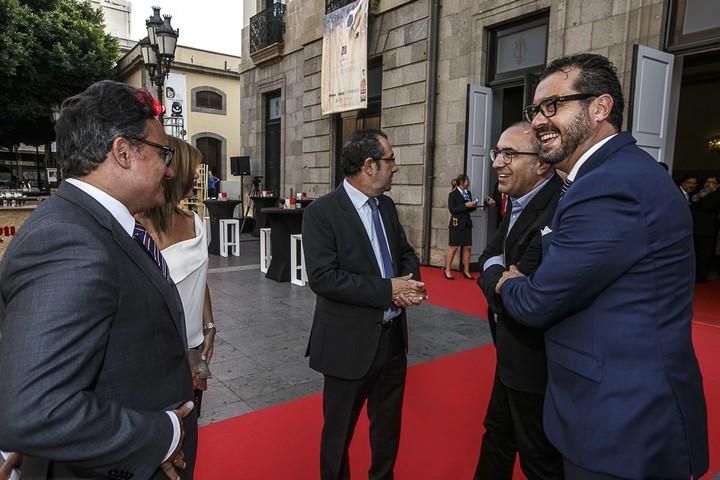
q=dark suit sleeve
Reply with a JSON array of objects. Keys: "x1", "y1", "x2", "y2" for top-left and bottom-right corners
[
  {"x1": 477, "y1": 215, "x2": 507, "y2": 313},
  {"x1": 391, "y1": 202, "x2": 420, "y2": 281},
  {"x1": 448, "y1": 190, "x2": 472, "y2": 214},
  {"x1": 501, "y1": 173, "x2": 647, "y2": 329},
  {"x1": 0, "y1": 221, "x2": 172, "y2": 477},
  {"x1": 303, "y1": 202, "x2": 394, "y2": 309}
]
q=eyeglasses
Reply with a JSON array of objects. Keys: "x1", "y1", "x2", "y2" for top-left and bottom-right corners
[
  {"x1": 131, "y1": 137, "x2": 174, "y2": 166},
  {"x1": 489, "y1": 149, "x2": 538, "y2": 165},
  {"x1": 373, "y1": 155, "x2": 396, "y2": 163},
  {"x1": 522, "y1": 93, "x2": 600, "y2": 123}
]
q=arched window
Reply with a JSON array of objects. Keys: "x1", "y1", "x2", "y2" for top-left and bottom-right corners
[{"x1": 192, "y1": 86, "x2": 227, "y2": 115}]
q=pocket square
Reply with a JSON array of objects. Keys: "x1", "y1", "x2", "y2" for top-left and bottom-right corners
[{"x1": 541, "y1": 226, "x2": 553, "y2": 236}]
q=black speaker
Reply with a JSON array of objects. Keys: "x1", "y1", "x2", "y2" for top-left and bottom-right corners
[{"x1": 230, "y1": 156, "x2": 251, "y2": 176}]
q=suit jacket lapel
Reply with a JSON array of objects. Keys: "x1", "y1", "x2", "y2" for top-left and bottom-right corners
[
  {"x1": 504, "y1": 175, "x2": 562, "y2": 260},
  {"x1": 335, "y1": 185, "x2": 382, "y2": 277},
  {"x1": 56, "y1": 182, "x2": 187, "y2": 344},
  {"x1": 576, "y1": 132, "x2": 636, "y2": 180},
  {"x1": 377, "y1": 195, "x2": 400, "y2": 273}
]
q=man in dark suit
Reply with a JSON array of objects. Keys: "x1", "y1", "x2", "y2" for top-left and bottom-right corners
[
  {"x1": 497, "y1": 54, "x2": 708, "y2": 479},
  {"x1": 303, "y1": 129, "x2": 424, "y2": 480},
  {"x1": 0, "y1": 80, "x2": 197, "y2": 479},
  {"x1": 474, "y1": 122, "x2": 563, "y2": 479}
]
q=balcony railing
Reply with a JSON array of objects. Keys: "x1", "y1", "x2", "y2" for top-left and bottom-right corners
[
  {"x1": 250, "y1": 3, "x2": 286, "y2": 55},
  {"x1": 326, "y1": 0, "x2": 378, "y2": 14},
  {"x1": 326, "y1": 0, "x2": 355, "y2": 14}
]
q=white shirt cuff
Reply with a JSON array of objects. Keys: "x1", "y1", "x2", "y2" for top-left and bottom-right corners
[
  {"x1": 162, "y1": 411, "x2": 181, "y2": 463},
  {"x1": 483, "y1": 254, "x2": 505, "y2": 271}
]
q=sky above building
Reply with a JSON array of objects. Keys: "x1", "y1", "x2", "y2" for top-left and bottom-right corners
[{"x1": 130, "y1": 0, "x2": 243, "y2": 57}]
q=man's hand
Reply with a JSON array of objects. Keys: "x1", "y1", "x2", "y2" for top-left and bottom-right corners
[
  {"x1": 485, "y1": 196, "x2": 496, "y2": 208},
  {"x1": 160, "y1": 401, "x2": 194, "y2": 480},
  {"x1": 495, "y1": 265, "x2": 525, "y2": 294},
  {"x1": 391, "y1": 274, "x2": 427, "y2": 308},
  {"x1": 0, "y1": 452, "x2": 22, "y2": 480}
]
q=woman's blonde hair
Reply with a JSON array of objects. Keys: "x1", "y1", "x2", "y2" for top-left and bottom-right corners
[{"x1": 144, "y1": 136, "x2": 203, "y2": 233}]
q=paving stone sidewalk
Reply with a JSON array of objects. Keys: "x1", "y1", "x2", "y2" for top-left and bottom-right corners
[{"x1": 201, "y1": 237, "x2": 492, "y2": 426}]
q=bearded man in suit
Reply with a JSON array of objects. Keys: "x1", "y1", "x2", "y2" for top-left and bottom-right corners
[
  {"x1": 474, "y1": 122, "x2": 563, "y2": 479},
  {"x1": 303, "y1": 129, "x2": 424, "y2": 480},
  {"x1": 497, "y1": 54, "x2": 708, "y2": 479},
  {"x1": 0, "y1": 80, "x2": 197, "y2": 479}
]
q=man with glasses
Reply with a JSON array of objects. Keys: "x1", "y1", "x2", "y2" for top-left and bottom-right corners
[
  {"x1": 303, "y1": 129, "x2": 425, "y2": 480},
  {"x1": 0, "y1": 80, "x2": 197, "y2": 479},
  {"x1": 474, "y1": 122, "x2": 563, "y2": 480},
  {"x1": 497, "y1": 54, "x2": 708, "y2": 479}
]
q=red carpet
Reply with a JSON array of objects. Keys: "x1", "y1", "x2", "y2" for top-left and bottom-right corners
[
  {"x1": 692, "y1": 280, "x2": 720, "y2": 327},
  {"x1": 196, "y1": 273, "x2": 720, "y2": 479},
  {"x1": 420, "y1": 266, "x2": 488, "y2": 317}
]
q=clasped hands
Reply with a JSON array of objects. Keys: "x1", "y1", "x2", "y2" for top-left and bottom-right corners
[
  {"x1": 495, "y1": 265, "x2": 525, "y2": 294},
  {"x1": 391, "y1": 273, "x2": 427, "y2": 308}
]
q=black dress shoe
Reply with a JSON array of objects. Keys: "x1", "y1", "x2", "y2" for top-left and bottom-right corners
[{"x1": 443, "y1": 270, "x2": 455, "y2": 280}]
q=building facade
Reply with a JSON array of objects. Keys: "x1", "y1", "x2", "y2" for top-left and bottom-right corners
[
  {"x1": 240, "y1": 0, "x2": 720, "y2": 264},
  {"x1": 116, "y1": 43, "x2": 244, "y2": 198}
]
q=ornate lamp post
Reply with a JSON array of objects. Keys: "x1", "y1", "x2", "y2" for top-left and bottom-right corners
[{"x1": 139, "y1": 6, "x2": 179, "y2": 122}]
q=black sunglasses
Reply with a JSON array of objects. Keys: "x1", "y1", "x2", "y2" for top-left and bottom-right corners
[
  {"x1": 489, "y1": 149, "x2": 538, "y2": 165},
  {"x1": 131, "y1": 137, "x2": 174, "y2": 166},
  {"x1": 522, "y1": 92, "x2": 600, "y2": 123}
]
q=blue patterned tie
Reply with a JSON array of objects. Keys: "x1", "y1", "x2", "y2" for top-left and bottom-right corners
[
  {"x1": 368, "y1": 198, "x2": 400, "y2": 318},
  {"x1": 133, "y1": 221, "x2": 171, "y2": 282},
  {"x1": 560, "y1": 177, "x2": 573, "y2": 197},
  {"x1": 367, "y1": 198, "x2": 395, "y2": 278}
]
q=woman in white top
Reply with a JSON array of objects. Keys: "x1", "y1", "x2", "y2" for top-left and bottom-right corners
[{"x1": 137, "y1": 136, "x2": 216, "y2": 414}]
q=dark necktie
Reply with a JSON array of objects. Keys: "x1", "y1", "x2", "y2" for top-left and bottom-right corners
[
  {"x1": 561, "y1": 177, "x2": 573, "y2": 197},
  {"x1": 367, "y1": 198, "x2": 395, "y2": 279},
  {"x1": 133, "y1": 221, "x2": 171, "y2": 282},
  {"x1": 368, "y1": 198, "x2": 401, "y2": 318}
]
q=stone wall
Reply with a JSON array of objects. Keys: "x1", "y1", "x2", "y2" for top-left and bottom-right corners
[{"x1": 239, "y1": 0, "x2": 666, "y2": 265}]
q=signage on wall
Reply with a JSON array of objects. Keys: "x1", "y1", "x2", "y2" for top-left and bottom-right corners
[
  {"x1": 320, "y1": 0, "x2": 368, "y2": 115},
  {"x1": 163, "y1": 73, "x2": 188, "y2": 134}
]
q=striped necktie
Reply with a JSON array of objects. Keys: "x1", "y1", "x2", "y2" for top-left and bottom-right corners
[
  {"x1": 561, "y1": 177, "x2": 573, "y2": 197},
  {"x1": 367, "y1": 198, "x2": 400, "y2": 317},
  {"x1": 133, "y1": 221, "x2": 171, "y2": 282},
  {"x1": 367, "y1": 198, "x2": 394, "y2": 279}
]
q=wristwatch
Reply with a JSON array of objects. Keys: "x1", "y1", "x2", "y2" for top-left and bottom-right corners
[{"x1": 203, "y1": 322, "x2": 216, "y2": 332}]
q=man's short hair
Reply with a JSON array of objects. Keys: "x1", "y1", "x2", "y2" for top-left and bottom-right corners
[
  {"x1": 55, "y1": 80, "x2": 157, "y2": 177},
  {"x1": 341, "y1": 129, "x2": 388, "y2": 177},
  {"x1": 539, "y1": 54, "x2": 624, "y2": 131}
]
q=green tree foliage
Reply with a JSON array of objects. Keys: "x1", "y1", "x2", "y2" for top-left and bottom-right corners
[{"x1": 0, "y1": 0, "x2": 120, "y2": 148}]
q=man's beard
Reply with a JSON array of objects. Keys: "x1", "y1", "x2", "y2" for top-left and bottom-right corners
[{"x1": 538, "y1": 106, "x2": 592, "y2": 165}]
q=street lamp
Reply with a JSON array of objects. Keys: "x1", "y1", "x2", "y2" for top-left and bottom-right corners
[{"x1": 140, "y1": 6, "x2": 179, "y2": 122}]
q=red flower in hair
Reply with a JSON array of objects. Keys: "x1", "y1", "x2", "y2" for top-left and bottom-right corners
[{"x1": 136, "y1": 88, "x2": 165, "y2": 118}]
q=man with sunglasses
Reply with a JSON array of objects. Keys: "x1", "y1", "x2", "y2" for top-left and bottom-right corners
[
  {"x1": 303, "y1": 129, "x2": 424, "y2": 480},
  {"x1": 497, "y1": 54, "x2": 708, "y2": 479},
  {"x1": 474, "y1": 122, "x2": 563, "y2": 480},
  {"x1": 0, "y1": 80, "x2": 197, "y2": 479}
]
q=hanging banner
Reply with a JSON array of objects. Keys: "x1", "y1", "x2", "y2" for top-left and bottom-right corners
[
  {"x1": 163, "y1": 72, "x2": 188, "y2": 138},
  {"x1": 321, "y1": 0, "x2": 368, "y2": 115}
]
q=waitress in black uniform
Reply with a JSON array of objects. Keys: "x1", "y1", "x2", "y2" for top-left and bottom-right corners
[{"x1": 443, "y1": 173, "x2": 476, "y2": 279}]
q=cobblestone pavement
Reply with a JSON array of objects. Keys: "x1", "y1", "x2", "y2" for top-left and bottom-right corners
[{"x1": 200, "y1": 236, "x2": 492, "y2": 426}]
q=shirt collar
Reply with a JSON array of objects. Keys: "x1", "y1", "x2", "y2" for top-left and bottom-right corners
[
  {"x1": 344, "y1": 178, "x2": 374, "y2": 210},
  {"x1": 510, "y1": 172, "x2": 555, "y2": 210},
  {"x1": 567, "y1": 133, "x2": 618, "y2": 181},
  {"x1": 65, "y1": 178, "x2": 136, "y2": 236}
]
